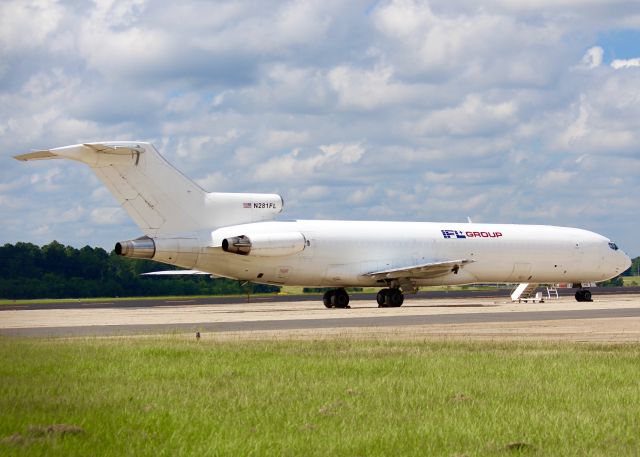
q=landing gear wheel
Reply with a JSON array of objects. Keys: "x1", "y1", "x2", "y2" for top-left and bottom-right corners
[
  {"x1": 377, "y1": 289, "x2": 388, "y2": 307},
  {"x1": 388, "y1": 288, "x2": 404, "y2": 307},
  {"x1": 377, "y1": 288, "x2": 404, "y2": 307},
  {"x1": 323, "y1": 290, "x2": 335, "y2": 308},
  {"x1": 331, "y1": 288, "x2": 350, "y2": 309},
  {"x1": 575, "y1": 289, "x2": 593, "y2": 302}
]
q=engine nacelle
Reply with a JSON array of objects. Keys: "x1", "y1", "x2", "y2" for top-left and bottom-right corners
[
  {"x1": 222, "y1": 232, "x2": 306, "y2": 257},
  {"x1": 115, "y1": 236, "x2": 155, "y2": 259},
  {"x1": 115, "y1": 234, "x2": 200, "y2": 267}
]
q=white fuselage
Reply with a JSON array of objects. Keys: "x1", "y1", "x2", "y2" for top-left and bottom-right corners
[{"x1": 184, "y1": 220, "x2": 630, "y2": 287}]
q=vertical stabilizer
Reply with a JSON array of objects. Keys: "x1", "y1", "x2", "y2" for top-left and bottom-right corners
[{"x1": 15, "y1": 142, "x2": 283, "y2": 235}]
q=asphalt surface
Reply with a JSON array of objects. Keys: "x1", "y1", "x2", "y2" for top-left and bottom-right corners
[
  {"x1": 3, "y1": 287, "x2": 639, "y2": 338},
  {"x1": 3, "y1": 306, "x2": 640, "y2": 338},
  {"x1": 3, "y1": 286, "x2": 639, "y2": 311}
]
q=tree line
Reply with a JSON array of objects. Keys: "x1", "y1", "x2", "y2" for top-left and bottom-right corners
[{"x1": 0, "y1": 241, "x2": 279, "y2": 299}]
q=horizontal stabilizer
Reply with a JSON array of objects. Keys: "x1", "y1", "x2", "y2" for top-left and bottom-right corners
[{"x1": 14, "y1": 150, "x2": 59, "y2": 161}]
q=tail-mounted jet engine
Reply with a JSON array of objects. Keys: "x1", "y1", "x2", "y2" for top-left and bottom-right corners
[
  {"x1": 222, "y1": 232, "x2": 306, "y2": 257},
  {"x1": 115, "y1": 235, "x2": 200, "y2": 266}
]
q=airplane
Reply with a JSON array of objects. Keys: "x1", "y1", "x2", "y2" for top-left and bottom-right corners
[{"x1": 15, "y1": 142, "x2": 631, "y2": 308}]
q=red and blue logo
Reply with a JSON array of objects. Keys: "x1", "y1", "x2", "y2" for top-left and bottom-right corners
[{"x1": 441, "y1": 229, "x2": 503, "y2": 239}]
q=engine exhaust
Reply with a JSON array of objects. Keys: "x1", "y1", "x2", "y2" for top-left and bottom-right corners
[
  {"x1": 222, "y1": 235, "x2": 251, "y2": 255},
  {"x1": 221, "y1": 232, "x2": 306, "y2": 257},
  {"x1": 115, "y1": 236, "x2": 156, "y2": 259}
]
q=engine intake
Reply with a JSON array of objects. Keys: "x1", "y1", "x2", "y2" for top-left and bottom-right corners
[{"x1": 222, "y1": 232, "x2": 306, "y2": 257}]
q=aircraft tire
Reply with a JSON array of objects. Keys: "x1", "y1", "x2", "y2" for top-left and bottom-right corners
[
  {"x1": 332, "y1": 288, "x2": 350, "y2": 308},
  {"x1": 574, "y1": 289, "x2": 593, "y2": 302},
  {"x1": 389, "y1": 289, "x2": 404, "y2": 307},
  {"x1": 323, "y1": 290, "x2": 334, "y2": 308},
  {"x1": 377, "y1": 289, "x2": 388, "y2": 307}
]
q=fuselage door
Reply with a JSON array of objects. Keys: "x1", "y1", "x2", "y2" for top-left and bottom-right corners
[{"x1": 508, "y1": 262, "x2": 532, "y2": 282}]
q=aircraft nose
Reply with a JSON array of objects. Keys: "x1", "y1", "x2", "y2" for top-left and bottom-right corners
[{"x1": 621, "y1": 252, "x2": 632, "y2": 272}]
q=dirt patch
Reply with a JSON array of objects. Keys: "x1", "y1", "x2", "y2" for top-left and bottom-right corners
[
  {"x1": 505, "y1": 441, "x2": 534, "y2": 451},
  {"x1": 28, "y1": 424, "x2": 84, "y2": 436},
  {"x1": 1, "y1": 424, "x2": 84, "y2": 446},
  {"x1": 450, "y1": 392, "x2": 474, "y2": 402},
  {"x1": 318, "y1": 400, "x2": 345, "y2": 416}
]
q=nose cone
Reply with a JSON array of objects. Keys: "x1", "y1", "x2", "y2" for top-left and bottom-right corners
[{"x1": 620, "y1": 252, "x2": 632, "y2": 273}]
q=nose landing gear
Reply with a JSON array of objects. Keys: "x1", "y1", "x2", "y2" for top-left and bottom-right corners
[
  {"x1": 376, "y1": 288, "x2": 404, "y2": 307},
  {"x1": 575, "y1": 289, "x2": 593, "y2": 302}
]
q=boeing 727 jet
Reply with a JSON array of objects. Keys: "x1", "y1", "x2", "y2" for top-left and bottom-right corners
[{"x1": 15, "y1": 142, "x2": 631, "y2": 307}]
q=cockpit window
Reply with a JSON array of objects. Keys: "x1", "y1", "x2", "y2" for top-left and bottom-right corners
[{"x1": 608, "y1": 242, "x2": 619, "y2": 251}]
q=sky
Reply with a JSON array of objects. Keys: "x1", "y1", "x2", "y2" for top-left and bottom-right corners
[{"x1": 1, "y1": 0, "x2": 639, "y2": 256}]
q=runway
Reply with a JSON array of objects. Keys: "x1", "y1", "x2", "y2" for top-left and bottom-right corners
[
  {"x1": 2, "y1": 291, "x2": 640, "y2": 341},
  {"x1": 3, "y1": 286, "x2": 639, "y2": 311}
]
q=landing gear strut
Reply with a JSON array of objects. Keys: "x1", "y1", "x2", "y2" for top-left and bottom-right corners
[
  {"x1": 574, "y1": 289, "x2": 592, "y2": 302},
  {"x1": 376, "y1": 288, "x2": 404, "y2": 307},
  {"x1": 323, "y1": 288, "x2": 350, "y2": 309}
]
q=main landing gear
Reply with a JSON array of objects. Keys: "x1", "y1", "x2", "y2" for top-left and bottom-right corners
[
  {"x1": 376, "y1": 288, "x2": 404, "y2": 307},
  {"x1": 322, "y1": 287, "x2": 406, "y2": 308},
  {"x1": 323, "y1": 288, "x2": 350, "y2": 308}
]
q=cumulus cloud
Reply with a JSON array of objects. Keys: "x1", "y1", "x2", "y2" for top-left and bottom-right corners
[
  {"x1": 263, "y1": 129, "x2": 310, "y2": 149},
  {"x1": 328, "y1": 65, "x2": 413, "y2": 110},
  {"x1": 611, "y1": 58, "x2": 640, "y2": 69},
  {"x1": 582, "y1": 46, "x2": 604, "y2": 68},
  {"x1": 0, "y1": 0, "x2": 639, "y2": 254},
  {"x1": 416, "y1": 95, "x2": 518, "y2": 137},
  {"x1": 347, "y1": 186, "x2": 377, "y2": 204},
  {"x1": 90, "y1": 207, "x2": 128, "y2": 225},
  {"x1": 253, "y1": 142, "x2": 365, "y2": 182}
]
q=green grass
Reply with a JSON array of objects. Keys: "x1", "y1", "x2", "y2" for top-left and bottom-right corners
[
  {"x1": 0, "y1": 293, "x2": 275, "y2": 306},
  {"x1": 623, "y1": 276, "x2": 640, "y2": 286},
  {"x1": 1, "y1": 337, "x2": 640, "y2": 456}
]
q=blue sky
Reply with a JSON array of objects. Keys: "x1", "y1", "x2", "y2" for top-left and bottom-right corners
[
  {"x1": 598, "y1": 29, "x2": 640, "y2": 61},
  {"x1": 1, "y1": 0, "x2": 639, "y2": 256}
]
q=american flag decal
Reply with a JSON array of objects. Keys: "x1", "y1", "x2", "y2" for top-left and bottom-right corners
[{"x1": 243, "y1": 202, "x2": 252, "y2": 208}]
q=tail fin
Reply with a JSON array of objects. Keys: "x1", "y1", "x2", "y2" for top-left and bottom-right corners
[{"x1": 15, "y1": 142, "x2": 283, "y2": 235}]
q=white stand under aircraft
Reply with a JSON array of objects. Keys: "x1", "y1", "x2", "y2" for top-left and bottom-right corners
[{"x1": 15, "y1": 142, "x2": 631, "y2": 308}]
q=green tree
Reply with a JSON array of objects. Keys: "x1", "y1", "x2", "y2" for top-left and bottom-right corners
[{"x1": 0, "y1": 241, "x2": 279, "y2": 299}]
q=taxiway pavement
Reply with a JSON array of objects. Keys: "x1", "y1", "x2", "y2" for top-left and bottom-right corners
[{"x1": 1, "y1": 292, "x2": 640, "y2": 342}]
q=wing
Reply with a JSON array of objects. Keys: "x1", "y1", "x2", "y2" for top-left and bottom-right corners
[
  {"x1": 363, "y1": 259, "x2": 475, "y2": 281},
  {"x1": 141, "y1": 270, "x2": 211, "y2": 276}
]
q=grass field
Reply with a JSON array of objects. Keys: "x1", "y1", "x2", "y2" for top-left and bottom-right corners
[
  {"x1": 2, "y1": 337, "x2": 640, "y2": 456},
  {"x1": 623, "y1": 276, "x2": 640, "y2": 286},
  {"x1": 0, "y1": 293, "x2": 269, "y2": 306}
]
